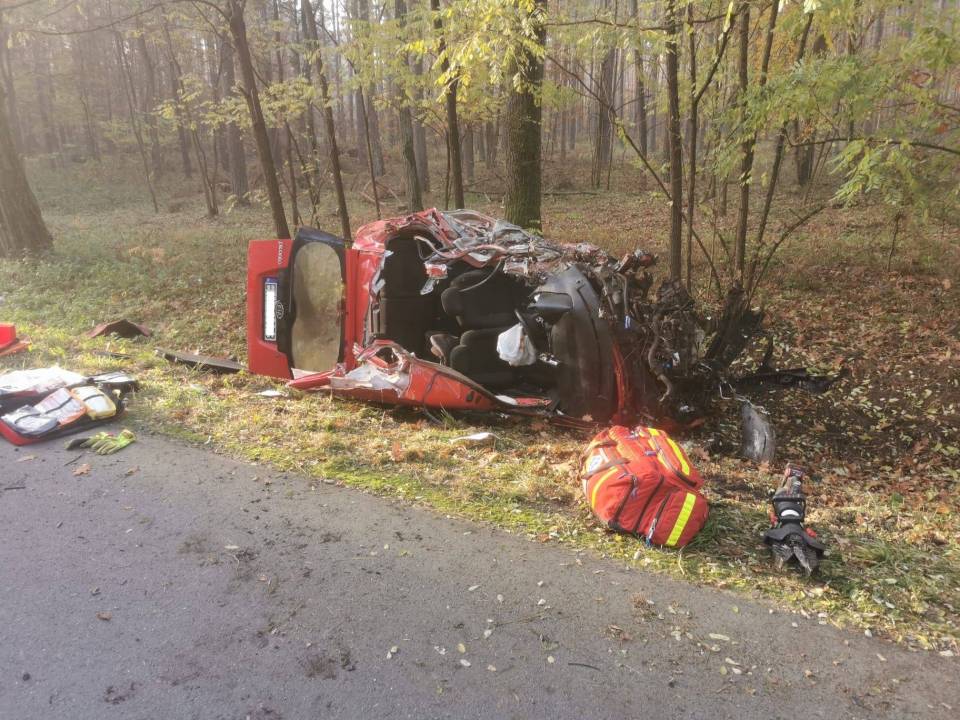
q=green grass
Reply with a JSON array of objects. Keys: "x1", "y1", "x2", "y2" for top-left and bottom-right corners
[{"x1": 2, "y1": 159, "x2": 958, "y2": 653}]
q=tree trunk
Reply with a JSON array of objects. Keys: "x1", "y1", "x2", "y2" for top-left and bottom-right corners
[
  {"x1": 462, "y1": 124, "x2": 475, "y2": 184},
  {"x1": 665, "y1": 0, "x2": 683, "y2": 281},
  {"x1": 135, "y1": 32, "x2": 163, "y2": 177},
  {"x1": 485, "y1": 119, "x2": 498, "y2": 166},
  {"x1": 357, "y1": 0, "x2": 385, "y2": 175},
  {"x1": 412, "y1": 56, "x2": 430, "y2": 191},
  {"x1": 431, "y1": 0, "x2": 465, "y2": 209},
  {"x1": 631, "y1": 0, "x2": 648, "y2": 158},
  {"x1": 684, "y1": 2, "x2": 697, "y2": 288},
  {"x1": 33, "y1": 39, "x2": 61, "y2": 162},
  {"x1": 168, "y1": 61, "x2": 193, "y2": 178},
  {"x1": 735, "y1": 0, "x2": 779, "y2": 281},
  {"x1": 395, "y1": 0, "x2": 423, "y2": 211},
  {"x1": 590, "y1": 47, "x2": 615, "y2": 188},
  {"x1": 72, "y1": 34, "x2": 101, "y2": 162},
  {"x1": 303, "y1": 0, "x2": 352, "y2": 240},
  {"x1": 219, "y1": 35, "x2": 250, "y2": 205},
  {"x1": 228, "y1": 0, "x2": 289, "y2": 238},
  {"x1": 0, "y1": 18, "x2": 23, "y2": 155},
  {"x1": 0, "y1": 81, "x2": 52, "y2": 257},
  {"x1": 503, "y1": 0, "x2": 546, "y2": 229},
  {"x1": 162, "y1": 24, "x2": 217, "y2": 217},
  {"x1": 115, "y1": 33, "x2": 160, "y2": 213},
  {"x1": 734, "y1": 2, "x2": 751, "y2": 280}
]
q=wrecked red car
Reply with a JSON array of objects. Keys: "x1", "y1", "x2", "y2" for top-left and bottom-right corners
[{"x1": 247, "y1": 209, "x2": 755, "y2": 427}]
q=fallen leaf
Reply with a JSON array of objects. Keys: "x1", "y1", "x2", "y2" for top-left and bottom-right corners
[
  {"x1": 124, "y1": 466, "x2": 139, "y2": 477},
  {"x1": 708, "y1": 633, "x2": 730, "y2": 642},
  {"x1": 457, "y1": 643, "x2": 466, "y2": 654},
  {"x1": 96, "y1": 612, "x2": 112, "y2": 621},
  {"x1": 16, "y1": 454, "x2": 36, "y2": 463},
  {"x1": 73, "y1": 464, "x2": 91, "y2": 476}
]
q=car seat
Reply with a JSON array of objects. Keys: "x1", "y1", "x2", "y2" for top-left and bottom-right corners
[{"x1": 439, "y1": 269, "x2": 527, "y2": 388}]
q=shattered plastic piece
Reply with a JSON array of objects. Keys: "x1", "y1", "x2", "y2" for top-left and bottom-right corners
[
  {"x1": 87, "y1": 319, "x2": 151, "y2": 339},
  {"x1": 158, "y1": 348, "x2": 244, "y2": 374},
  {"x1": 450, "y1": 432, "x2": 496, "y2": 447},
  {"x1": 257, "y1": 389, "x2": 286, "y2": 398},
  {"x1": 741, "y1": 401, "x2": 776, "y2": 463}
]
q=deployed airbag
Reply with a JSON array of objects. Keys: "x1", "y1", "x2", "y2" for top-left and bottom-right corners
[{"x1": 496, "y1": 324, "x2": 537, "y2": 367}]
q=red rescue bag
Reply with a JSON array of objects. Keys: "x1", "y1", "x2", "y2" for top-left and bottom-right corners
[{"x1": 581, "y1": 426, "x2": 709, "y2": 548}]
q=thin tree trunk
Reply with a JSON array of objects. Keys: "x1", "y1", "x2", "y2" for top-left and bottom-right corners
[
  {"x1": 219, "y1": 34, "x2": 250, "y2": 205},
  {"x1": 228, "y1": 0, "x2": 289, "y2": 238},
  {"x1": 431, "y1": 0, "x2": 464, "y2": 208},
  {"x1": 33, "y1": 40, "x2": 61, "y2": 162},
  {"x1": 485, "y1": 119, "x2": 498, "y2": 166},
  {"x1": 463, "y1": 124, "x2": 475, "y2": 184},
  {"x1": 357, "y1": 86, "x2": 382, "y2": 218},
  {"x1": 665, "y1": 0, "x2": 683, "y2": 280},
  {"x1": 632, "y1": 0, "x2": 648, "y2": 159},
  {"x1": 357, "y1": 0, "x2": 385, "y2": 175},
  {"x1": 114, "y1": 33, "x2": 159, "y2": 213},
  {"x1": 168, "y1": 60, "x2": 193, "y2": 178},
  {"x1": 735, "y1": 0, "x2": 779, "y2": 281},
  {"x1": 734, "y1": 2, "x2": 751, "y2": 279},
  {"x1": 163, "y1": 23, "x2": 217, "y2": 217},
  {"x1": 135, "y1": 31, "x2": 163, "y2": 177},
  {"x1": 395, "y1": 0, "x2": 423, "y2": 211},
  {"x1": 302, "y1": 0, "x2": 351, "y2": 240},
  {"x1": 67, "y1": 33, "x2": 100, "y2": 162},
  {"x1": 412, "y1": 56, "x2": 430, "y2": 191},
  {"x1": 685, "y1": 2, "x2": 697, "y2": 288}
]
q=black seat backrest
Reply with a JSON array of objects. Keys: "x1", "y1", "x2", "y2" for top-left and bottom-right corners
[{"x1": 440, "y1": 270, "x2": 523, "y2": 329}]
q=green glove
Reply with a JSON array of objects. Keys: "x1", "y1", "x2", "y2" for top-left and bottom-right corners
[
  {"x1": 89, "y1": 429, "x2": 136, "y2": 455},
  {"x1": 67, "y1": 429, "x2": 136, "y2": 454},
  {"x1": 66, "y1": 432, "x2": 109, "y2": 450}
]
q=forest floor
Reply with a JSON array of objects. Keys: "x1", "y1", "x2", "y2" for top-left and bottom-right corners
[{"x1": 2, "y1": 157, "x2": 958, "y2": 653}]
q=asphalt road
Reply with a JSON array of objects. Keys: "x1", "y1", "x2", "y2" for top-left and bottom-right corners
[{"x1": 1, "y1": 433, "x2": 957, "y2": 719}]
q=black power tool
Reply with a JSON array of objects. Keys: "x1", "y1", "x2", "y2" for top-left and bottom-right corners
[{"x1": 763, "y1": 464, "x2": 825, "y2": 575}]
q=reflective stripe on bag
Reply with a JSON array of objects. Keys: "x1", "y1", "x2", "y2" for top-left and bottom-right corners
[{"x1": 665, "y1": 492, "x2": 698, "y2": 547}]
